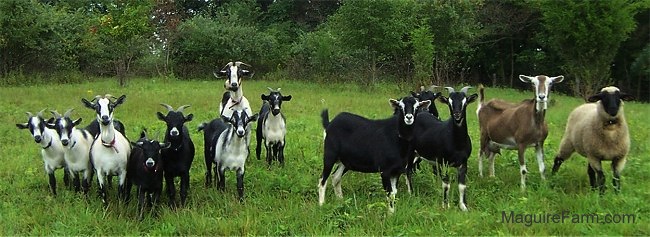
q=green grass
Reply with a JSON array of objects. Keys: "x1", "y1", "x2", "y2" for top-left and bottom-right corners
[{"x1": 1, "y1": 78, "x2": 649, "y2": 235}]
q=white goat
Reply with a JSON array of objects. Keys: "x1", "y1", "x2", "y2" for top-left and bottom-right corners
[
  {"x1": 82, "y1": 94, "x2": 131, "y2": 204},
  {"x1": 16, "y1": 109, "x2": 68, "y2": 195},
  {"x1": 552, "y1": 86, "x2": 633, "y2": 193},
  {"x1": 47, "y1": 109, "x2": 94, "y2": 194}
]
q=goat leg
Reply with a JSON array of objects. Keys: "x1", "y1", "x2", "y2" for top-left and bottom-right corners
[
  {"x1": 236, "y1": 169, "x2": 245, "y2": 202},
  {"x1": 48, "y1": 173, "x2": 57, "y2": 195},
  {"x1": 63, "y1": 166, "x2": 70, "y2": 187},
  {"x1": 73, "y1": 173, "x2": 81, "y2": 192},
  {"x1": 457, "y1": 164, "x2": 468, "y2": 211},
  {"x1": 165, "y1": 176, "x2": 177, "y2": 208},
  {"x1": 138, "y1": 187, "x2": 146, "y2": 221},
  {"x1": 180, "y1": 174, "x2": 190, "y2": 207}
]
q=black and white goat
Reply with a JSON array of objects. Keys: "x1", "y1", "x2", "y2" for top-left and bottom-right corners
[
  {"x1": 16, "y1": 109, "x2": 69, "y2": 195},
  {"x1": 319, "y1": 97, "x2": 430, "y2": 213},
  {"x1": 82, "y1": 94, "x2": 131, "y2": 204},
  {"x1": 409, "y1": 86, "x2": 477, "y2": 211},
  {"x1": 215, "y1": 61, "x2": 254, "y2": 118},
  {"x1": 128, "y1": 130, "x2": 170, "y2": 220},
  {"x1": 214, "y1": 109, "x2": 258, "y2": 202},
  {"x1": 157, "y1": 103, "x2": 195, "y2": 207},
  {"x1": 46, "y1": 109, "x2": 94, "y2": 194},
  {"x1": 256, "y1": 87, "x2": 292, "y2": 166},
  {"x1": 198, "y1": 118, "x2": 228, "y2": 187}
]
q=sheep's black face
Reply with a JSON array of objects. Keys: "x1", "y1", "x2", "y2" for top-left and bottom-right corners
[
  {"x1": 440, "y1": 92, "x2": 478, "y2": 127},
  {"x1": 588, "y1": 88, "x2": 634, "y2": 118},
  {"x1": 262, "y1": 91, "x2": 292, "y2": 116}
]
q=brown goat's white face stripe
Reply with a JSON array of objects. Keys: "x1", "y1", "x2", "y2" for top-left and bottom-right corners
[{"x1": 519, "y1": 75, "x2": 564, "y2": 110}]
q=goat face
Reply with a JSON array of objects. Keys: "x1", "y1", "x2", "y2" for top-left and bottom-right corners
[
  {"x1": 390, "y1": 96, "x2": 431, "y2": 125},
  {"x1": 222, "y1": 110, "x2": 258, "y2": 138},
  {"x1": 519, "y1": 75, "x2": 564, "y2": 110},
  {"x1": 82, "y1": 94, "x2": 126, "y2": 126},
  {"x1": 588, "y1": 86, "x2": 634, "y2": 118},
  {"x1": 46, "y1": 110, "x2": 82, "y2": 146},
  {"x1": 132, "y1": 130, "x2": 170, "y2": 170},
  {"x1": 440, "y1": 87, "x2": 478, "y2": 126},
  {"x1": 215, "y1": 62, "x2": 252, "y2": 92},
  {"x1": 261, "y1": 89, "x2": 292, "y2": 116},
  {"x1": 16, "y1": 110, "x2": 48, "y2": 143},
  {"x1": 157, "y1": 105, "x2": 193, "y2": 141}
]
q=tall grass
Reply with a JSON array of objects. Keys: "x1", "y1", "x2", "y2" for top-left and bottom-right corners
[{"x1": 1, "y1": 78, "x2": 648, "y2": 235}]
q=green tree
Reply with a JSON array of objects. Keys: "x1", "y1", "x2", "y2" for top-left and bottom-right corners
[
  {"x1": 0, "y1": 0, "x2": 45, "y2": 75},
  {"x1": 537, "y1": 0, "x2": 640, "y2": 97}
]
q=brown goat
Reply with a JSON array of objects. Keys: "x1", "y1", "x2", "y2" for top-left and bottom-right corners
[{"x1": 476, "y1": 75, "x2": 564, "y2": 190}]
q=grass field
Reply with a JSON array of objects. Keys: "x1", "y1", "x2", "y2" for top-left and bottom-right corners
[{"x1": 1, "y1": 78, "x2": 649, "y2": 235}]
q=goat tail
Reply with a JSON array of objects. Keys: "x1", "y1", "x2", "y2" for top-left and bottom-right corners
[
  {"x1": 478, "y1": 84, "x2": 485, "y2": 103},
  {"x1": 321, "y1": 109, "x2": 330, "y2": 130}
]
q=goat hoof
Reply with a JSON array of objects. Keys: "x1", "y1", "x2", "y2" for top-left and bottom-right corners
[{"x1": 459, "y1": 203, "x2": 468, "y2": 212}]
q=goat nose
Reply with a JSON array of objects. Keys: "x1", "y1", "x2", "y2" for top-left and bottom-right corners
[
  {"x1": 34, "y1": 135, "x2": 42, "y2": 143},
  {"x1": 231, "y1": 82, "x2": 238, "y2": 87},
  {"x1": 101, "y1": 115, "x2": 109, "y2": 120},
  {"x1": 538, "y1": 95, "x2": 546, "y2": 100},
  {"x1": 61, "y1": 139, "x2": 69, "y2": 146}
]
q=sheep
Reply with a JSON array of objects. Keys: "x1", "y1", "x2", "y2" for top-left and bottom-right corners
[
  {"x1": 319, "y1": 96, "x2": 430, "y2": 213},
  {"x1": 198, "y1": 118, "x2": 228, "y2": 187},
  {"x1": 551, "y1": 86, "x2": 633, "y2": 193},
  {"x1": 16, "y1": 109, "x2": 69, "y2": 195},
  {"x1": 255, "y1": 87, "x2": 292, "y2": 167},
  {"x1": 157, "y1": 103, "x2": 195, "y2": 207},
  {"x1": 214, "y1": 109, "x2": 258, "y2": 202},
  {"x1": 128, "y1": 129, "x2": 170, "y2": 220},
  {"x1": 408, "y1": 86, "x2": 477, "y2": 211},
  {"x1": 82, "y1": 94, "x2": 132, "y2": 205},
  {"x1": 46, "y1": 109, "x2": 94, "y2": 194},
  {"x1": 476, "y1": 75, "x2": 564, "y2": 190}
]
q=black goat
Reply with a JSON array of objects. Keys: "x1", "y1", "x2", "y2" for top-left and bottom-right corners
[
  {"x1": 157, "y1": 103, "x2": 195, "y2": 207},
  {"x1": 411, "y1": 85, "x2": 442, "y2": 118},
  {"x1": 128, "y1": 130, "x2": 170, "y2": 220},
  {"x1": 318, "y1": 97, "x2": 430, "y2": 213},
  {"x1": 198, "y1": 118, "x2": 228, "y2": 187},
  {"x1": 409, "y1": 86, "x2": 477, "y2": 211},
  {"x1": 256, "y1": 88, "x2": 292, "y2": 167}
]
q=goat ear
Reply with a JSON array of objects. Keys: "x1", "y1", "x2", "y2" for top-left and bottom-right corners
[
  {"x1": 46, "y1": 117, "x2": 55, "y2": 124},
  {"x1": 282, "y1": 95, "x2": 292, "y2": 101},
  {"x1": 438, "y1": 96, "x2": 449, "y2": 105},
  {"x1": 418, "y1": 100, "x2": 431, "y2": 110},
  {"x1": 389, "y1": 99, "x2": 400, "y2": 109},
  {"x1": 261, "y1": 94, "x2": 269, "y2": 101},
  {"x1": 160, "y1": 142, "x2": 171, "y2": 149},
  {"x1": 551, "y1": 75, "x2": 564, "y2": 84},
  {"x1": 410, "y1": 91, "x2": 419, "y2": 97},
  {"x1": 81, "y1": 98, "x2": 95, "y2": 109},
  {"x1": 16, "y1": 123, "x2": 29, "y2": 129},
  {"x1": 156, "y1": 112, "x2": 166, "y2": 121},
  {"x1": 140, "y1": 130, "x2": 146, "y2": 139},
  {"x1": 45, "y1": 123, "x2": 56, "y2": 129},
  {"x1": 114, "y1": 95, "x2": 127, "y2": 107},
  {"x1": 248, "y1": 113, "x2": 259, "y2": 123},
  {"x1": 241, "y1": 70, "x2": 252, "y2": 77},
  {"x1": 434, "y1": 92, "x2": 442, "y2": 98},
  {"x1": 216, "y1": 70, "x2": 228, "y2": 77},
  {"x1": 587, "y1": 93, "x2": 602, "y2": 102},
  {"x1": 519, "y1": 75, "x2": 533, "y2": 83},
  {"x1": 467, "y1": 94, "x2": 479, "y2": 104},
  {"x1": 72, "y1": 118, "x2": 82, "y2": 126},
  {"x1": 185, "y1": 114, "x2": 194, "y2": 122},
  {"x1": 620, "y1": 93, "x2": 634, "y2": 101},
  {"x1": 221, "y1": 115, "x2": 231, "y2": 124}
]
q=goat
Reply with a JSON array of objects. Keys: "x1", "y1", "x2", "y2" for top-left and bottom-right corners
[
  {"x1": 198, "y1": 118, "x2": 228, "y2": 187},
  {"x1": 128, "y1": 130, "x2": 170, "y2": 220},
  {"x1": 256, "y1": 87, "x2": 292, "y2": 167},
  {"x1": 552, "y1": 86, "x2": 633, "y2": 193},
  {"x1": 411, "y1": 85, "x2": 442, "y2": 118},
  {"x1": 46, "y1": 109, "x2": 94, "y2": 194},
  {"x1": 214, "y1": 109, "x2": 258, "y2": 202},
  {"x1": 215, "y1": 61, "x2": 254, "y2": 118},
  {"x1": 319, "y1": 97, "x2": 430, "y2": 213},
  {"x1": 16, "y1": 109, "x2": 69, "y2": 195},
  {"x1": 157, "y1": 103, "x2": 195, "y2": 207},
  {"x1": 82, "y1": 94, "x2": 131, "y2": 205},
  {"x1": 408, "y1": 86, "x2": 477, "y2": 211},
  {"x1": 476, "y1": 75, "x2": 564, "y2": 190}
]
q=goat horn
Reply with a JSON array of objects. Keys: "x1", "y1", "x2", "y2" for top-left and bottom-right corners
[
  {"x1": 25, "y1": 112, "x2": 33, "y2": 118},
  {"x1": 36, "y1": 109, "x2": 46, "y2": 118},
  {"x1": 50, "y1": 110, "x2": 62, "y2": 119},
  {"x1": 276, "y1": 88, "x2": 281, "y2": 92},
  {"x1": 267, "y1": 87, "x2": 275, "y2": 92},
  {"x1": 160, "y1": 103, "x2": 174, "y2": 112},
  {"x1": 105, "y1": 94, "x2": 115, "y2": 100},
  {"x1": 235, "y1": 61, "x2": 251, "y2": 67},
  {"x1": 429, "y1": 85, "x2": 439, "y2": 91},
  {"x1": 176, "y1": 105, "x2": 191, "y2": 113},
  {"x1": 420, "y1": 85, "x2": 425, "y2": 92},
  {"x1": 219, "y1": 62, "x2": 234, "y2": 71},
  {"x1": 63, "y1": 108, "x2": 74, "y2": 118},
  {"x1": 445, "y1": 87, "x2": 455, "y2": 93},
  {"x1": 91, "y1": 95, "x2": 102, "y2": 102},
  {"x1": 460, "y1": 86, "x2": 473, "y2": 94}
]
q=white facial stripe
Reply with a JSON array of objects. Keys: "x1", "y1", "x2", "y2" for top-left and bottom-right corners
[
  {"x1": 30, "y1": 118, "x2": 42, "y2": 136},
  {"x1": 461, "y1": 98, "x2": 467, "y2": 107},
  {"x1": 229, "y1": 66, "x2": 239, "y2": 84},
  {"x1": 60, "y1": 120, "x2": 70, "y2": 141},
  {"x1": 98, "y1": 98, "x2": 111, "y2": 118}
]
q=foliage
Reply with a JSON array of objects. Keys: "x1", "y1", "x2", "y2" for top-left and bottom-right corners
[
  {"x1": 536, "y1": 0, "x2": 639, "y2": 98},
  {"x1": 410, "y1": 24, "x2": 435, "y2": 84}
]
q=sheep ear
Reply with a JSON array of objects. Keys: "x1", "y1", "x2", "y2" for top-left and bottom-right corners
[
  {"x1": 156, "y1": 112, "x2": 166, "y2": 121},
  {"x1": 467, "y1": 93, "x2": 479, "y2": 104},
  {"x1": 16, "y1": 123, "x2": 29, "y2": 129},
  {"x1": 620, "y1": 93, "x2": 634, "y2": 101},
  {"x1": 587, "y1": 93, "x2": 602, "y2": 102},
  {"x1": 261, "y1": 94, "x2": 269, "y2": 101},
  {"x1": 282, "y1": 95, "x2": 292, "y2": 101},
  {"x1": 185, "y1": 114, "x2": 194, "y2": 122},
  {"x1": 81, "y1": 98, "x2": 95, "y2": 109}
]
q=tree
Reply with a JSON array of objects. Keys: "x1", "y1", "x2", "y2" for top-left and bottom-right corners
[{"x1": 537, "y1": 0, "x2": 639, "y2": 97}]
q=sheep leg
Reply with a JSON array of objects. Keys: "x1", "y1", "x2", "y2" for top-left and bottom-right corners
[
  {"x1": 165, "y1": 175, "x2": 177, "y2": 208},
  {"x1": 180, "y1": 173, "x2": 190, "y2": 207},
  {"x1": 588, "y1": 159, "x2": 605, "y2": 194},
  {"x1": 236, "y1": 168, "x2": 245, "y2": 202},
  {"x1": 535, "y1": 144, "x2": 546, "y2": 180},
  {"x1": 48, "y1": 172, "x2": 57, "y2": 195},
  {"x1": 458, "y1": 163, "x2": 468, "y2": 211},
  {"x1": 331, "y1": 164, "x2": 347, "y2": 199},
  {"x1": 517, "y1": 145, "x2": 528, "y2": 191},
  {"x1": 612, "y1": 158, "x2": 626, "y2": 193},
  {"x1": 551, "y1": 156, "x2": 565, "y2": 174},
  {"x1": 587, "y1": 164, "x2": 596, "y2": 189}
]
